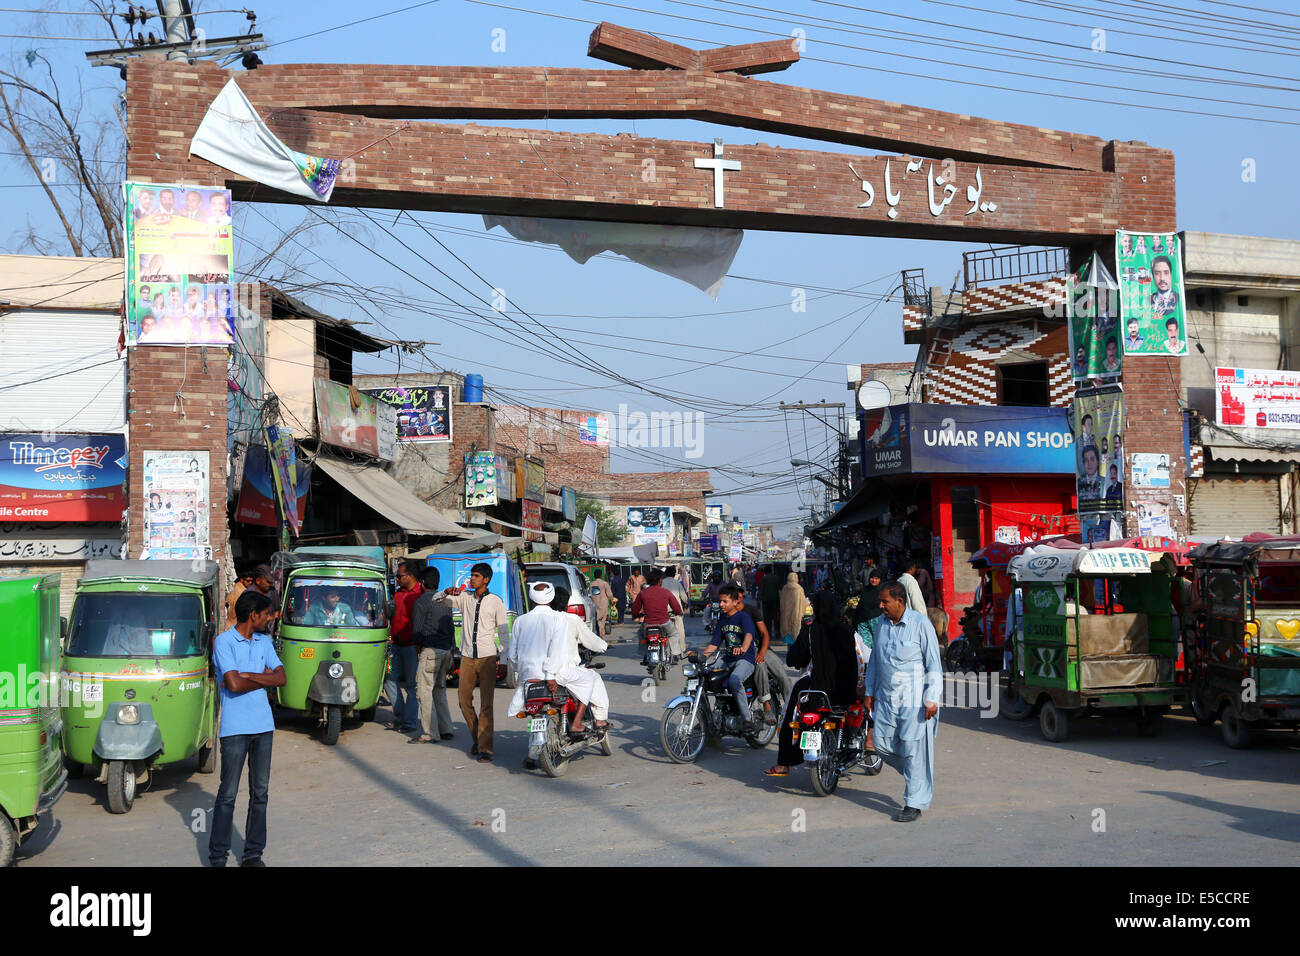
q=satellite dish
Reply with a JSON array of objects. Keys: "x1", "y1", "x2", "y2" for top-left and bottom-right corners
[{"x1": 857, "y1": 379, "x2": 892, "y2": 411}]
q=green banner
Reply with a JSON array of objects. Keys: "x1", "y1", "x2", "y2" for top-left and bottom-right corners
[
  {"x1": 1067, "y1": 252, "x2": 1121, "y2": 383},
  {"x1": 1116, "y1": 231, "x2": 1187, "y2": 356}
]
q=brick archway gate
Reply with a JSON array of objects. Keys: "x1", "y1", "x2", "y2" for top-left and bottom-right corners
[{"x1": 123, "y1": 22, "x2": 1182, "y2": 562}]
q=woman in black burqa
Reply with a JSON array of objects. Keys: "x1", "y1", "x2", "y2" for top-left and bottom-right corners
[{"x1": 764, "y1": 587, "x2": 860, "y2": 777}]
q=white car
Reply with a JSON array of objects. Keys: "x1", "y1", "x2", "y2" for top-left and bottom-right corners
[{"x1": 521, "y1": 563, "x2": 598, "y2": 625}]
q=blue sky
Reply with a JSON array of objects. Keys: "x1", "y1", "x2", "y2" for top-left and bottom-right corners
[{"x1": 3, "y1": 0, "x2": 1298, "y2": 535}]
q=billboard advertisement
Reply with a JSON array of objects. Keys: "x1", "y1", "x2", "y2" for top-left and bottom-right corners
[
  {"x1": 1215, "y1": 366, "x2": 1300, "y2": 429},
  {"x1": 361, "y1": 384, "x2": 452, "y2": 443},
  {"x1": 561, "y1": 486, "x2": 577, "y2": 522},
  {"x1": 522, "y1": 499, "x2": 543, "y2": 542},
  {"x1": 142, "y1": 450, "x2": 210, "y2": 560},
  {"x1": 0, "y1": 434, "x2": 127, "y2": 522},
  {"x1": 235, "y1": 443, "x2": 311, "y2": 529},
  {"x1": 515, "y1": 457, "x2": 545, "y2": 504},
  {"x1": 465, "y1": 451, "x2": 501, "y2": 508},
  {"x1": 1116, "y1": 230, "x2": 1187, "y2": 357},
  {"x1": 314, "y1": 379, "x2": 397, "y2": 461},
  {"x1": 862, "y1": 404, "x2": 1074, "y2": 477},
  {"x1": 125, "y1": 182, "x2": 235, "y2": 347},
  {"x1": 579, "y1": 413, "x2": 609, "y2": 446},
  {"x1": 626, "y1": 506, "x2": 672, "y2": 537},
  {"x1": 1073, "y1": 387, "x2": 1124, "y2": 515}
]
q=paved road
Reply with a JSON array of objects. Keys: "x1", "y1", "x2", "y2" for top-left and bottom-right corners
[{"x1": 20, "y1": 616, "x2": 1299, "y2": 866}]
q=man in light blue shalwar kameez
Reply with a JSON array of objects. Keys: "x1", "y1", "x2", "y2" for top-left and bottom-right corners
[{"x1": 864, "y1": 582, "x2": 943, "y2": 823}]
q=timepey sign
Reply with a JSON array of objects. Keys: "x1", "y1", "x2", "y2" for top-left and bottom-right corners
[
  {"x1": 861, "y1": 404, "x2": 1074, "y2": 477},
  {"x1": 0, "y1": 434, "x2": 127, "y2": 522}
]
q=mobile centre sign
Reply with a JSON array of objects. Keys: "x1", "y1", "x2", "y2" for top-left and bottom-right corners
[
  {"x1": 0, "y1": 434, "x2": 127, "y2": 522},
  {"x1": 861, "y1": 404, "x2": 1075, "y2": 478}
]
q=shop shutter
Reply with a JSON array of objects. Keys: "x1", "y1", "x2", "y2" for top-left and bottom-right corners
[{"x1": 1189, "y1": 477, "x2": 1281, "y2": 538}]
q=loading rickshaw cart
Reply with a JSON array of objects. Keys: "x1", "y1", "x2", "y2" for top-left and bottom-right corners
[
  {"x1": 1008, "y1": 546, "x2": 1182, "y2": 742},
  {"x1": 1187, "y1": 534, "x2": 1300, "y2": 748}
]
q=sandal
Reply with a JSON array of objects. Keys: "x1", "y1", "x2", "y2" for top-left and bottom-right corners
[
  {"x1": 408, "y1": 734, "x2": 434, "y2": 744},
  {"x1": 763, "y1": 766, "x2": 789, "y2": 777}
]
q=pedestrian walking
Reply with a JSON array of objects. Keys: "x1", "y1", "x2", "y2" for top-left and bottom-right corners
[
  {"x1": 384, "y1": 561, "x2": 423, "y2": 732},
  {"x1": 410, "y1": 567, "x2": 455, "y2": 744},
  {"x1": 440, "y1": 562, "x2": 509, "y2": 762},
  {"x1": 626, "y1": 568, "x2": 646, "y2": 620},
  {"x1": 610, "y1": 571, "x2": 628, "y2": 626},
  {"x1": 864, "y1": 581, "x2": 942, "y2": 822},
  {"x1": 589, "y1": 568, "x2": 614, "y2": 640},
  {"x1": 209, "y1": 589, "x2": 284, "y2": 867}
]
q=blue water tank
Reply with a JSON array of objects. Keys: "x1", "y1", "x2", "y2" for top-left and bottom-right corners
[{"x1": 463, "y1": 373, "x2": 484, "y2": 403}]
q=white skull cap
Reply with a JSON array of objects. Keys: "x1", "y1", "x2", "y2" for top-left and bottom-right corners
[{"x1": 529, "y1": 581, "x2": 556, "y2": 605}]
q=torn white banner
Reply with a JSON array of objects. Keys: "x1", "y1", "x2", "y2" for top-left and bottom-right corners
[
  {"x1": 483, "y1": 215, "x2": 742, "y2": 298},
  {"x1": 190, "y1": 78, "x2": 341, "y2": 202}
]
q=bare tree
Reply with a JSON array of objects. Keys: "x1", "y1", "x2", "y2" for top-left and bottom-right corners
[{"x1": 0, "y1": 2, "x2": 127, "y2": 256}]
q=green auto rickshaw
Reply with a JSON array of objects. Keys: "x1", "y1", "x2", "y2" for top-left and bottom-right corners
[
  {"x1": 61, "y1": 560, "x2": 220, "y2": 814},
  {"x1": 0, "y1": 573, "x2": 67, "y2": 865},
  {"x1": 271, "y1": 548, "x2": 389, "y2": 745}
]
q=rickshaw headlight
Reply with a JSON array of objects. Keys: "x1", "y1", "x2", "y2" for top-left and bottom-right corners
[
  {"x1": 328, "y1": 663, "x2": 344, "y2": 679},
  {"x1": 117, "y1": 704, "x2": 140, "y2": 725}
]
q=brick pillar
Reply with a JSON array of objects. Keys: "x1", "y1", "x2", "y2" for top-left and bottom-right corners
[
  {"x1": 432, "y1": 402, "x2": 495, "y2": 511},
  {"x1": 127, "y1": 346, "x2": 230, "y2": 566}
]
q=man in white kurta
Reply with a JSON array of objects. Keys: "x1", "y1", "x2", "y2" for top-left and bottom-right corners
[
  {"x1": 506, "y1": 582, "x2": 610, "y2": 733},
  {"x1": 864, "y1": 582, "x2": 942, "y2": 822}
]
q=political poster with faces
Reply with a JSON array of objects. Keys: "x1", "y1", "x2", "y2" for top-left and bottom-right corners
[
  {"x1": 142, "y1": 451, "x2": 211, "y2": 560},
  {"x1": 1073, "y1": 387, "x2": 1124, "y2": 515},
  {"x1": 1116, "y1": 230, "x2": 1187, "y2": 357}
]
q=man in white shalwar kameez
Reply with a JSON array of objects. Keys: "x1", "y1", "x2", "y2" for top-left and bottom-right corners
[
  {"x1": 864, "y1": 581, "x2": 942, "y2": 823},
  {"x1": 506, "y1": 582, "x2": 610, "y2": 736}
]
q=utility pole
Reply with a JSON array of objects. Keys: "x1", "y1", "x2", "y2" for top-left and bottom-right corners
[
  {"x1": 86, "y1": 4, "x2": 265, "y2": 72},
  {"x1": 780, "y1": 400, "x2": 851, "y2": 502}
]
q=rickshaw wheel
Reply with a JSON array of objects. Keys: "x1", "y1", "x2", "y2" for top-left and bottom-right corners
[
  {"x1": 322, "y1": 706, "x2": 342, "y2": 746},
  {"x1": 0, "y1": 815, "x2": 15, "y2": 867},
  {"x1": 1188, "y1": 694, "x2": 1215, "y2": 726},
  {"x1": 1039, "y1": 699, "x2": 1069, "y2": 742},
  {"x1": 197, "y1": 740, "x2": 217, "y2": 774},
  {"x1": 1220, "y1": 703, "x2": 1253, "y2": 750},
  {"x1": 106, "y1": 760, "x2": 136, "y2": 814}
]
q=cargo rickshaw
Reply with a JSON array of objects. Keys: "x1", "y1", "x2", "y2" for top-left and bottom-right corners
[
  {"x1": 61, "y1": 560, "x2": 219, "y2": 814},
  {"x1": 271, "y1": 548, "x2": 389, "y2": 745},
  {"x1": 682, "y1": 558, "x2": 725, "y2": 615},
  {"x1": 0, "y1": 574, "x2": 66, "y2": 864},
  {"x1": 1007, "y1": 545, "x2": 1181, "y2": 742},
  {"x1": 1187, "y1": 533, "x2": 1300, "y2": 748}
]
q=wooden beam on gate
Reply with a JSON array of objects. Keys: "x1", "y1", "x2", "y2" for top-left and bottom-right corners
[
  {"x1": 587, "y1": 22, "x2": 800, "y2": 75},
  {"x1": 135, "y1": 57, "x2": 1110, "y2": 172}
]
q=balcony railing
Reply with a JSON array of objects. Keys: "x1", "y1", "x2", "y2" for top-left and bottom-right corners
[{"x1": 963, "y1": 245, "x2": 1068, "y2": 290}]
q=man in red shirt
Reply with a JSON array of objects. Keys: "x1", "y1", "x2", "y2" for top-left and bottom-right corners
[
  {"x1": 631, "y1": 567, "x2": 682, "y2": 664},
  {"x1": 385, "y1": 561, "x2": 423, "y2": 732}
]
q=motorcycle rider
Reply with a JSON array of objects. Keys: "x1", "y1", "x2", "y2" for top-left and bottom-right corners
[
  {"x1": 548, "y1": 586, "x2": 610, "y2": 734},
  {"x1": 660, "y1": 565, "x2": 690, "y2": 662},
  {"x1": 700, "y1": 584, "x2": 758, "y2": 736},
  {"x1": 506, "y1": 582, "x2": 610, "y2": 768},
  {"x1": 739, "y1": 586, "x2": 790, "y2": 726},
  {"x1": 631, "y1": 567, "x2": 683, "y2": 664}
]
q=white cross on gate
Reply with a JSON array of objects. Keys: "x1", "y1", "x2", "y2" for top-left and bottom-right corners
[{"x1": 694, "y1": 138, "x2": 741, "y2": 208}]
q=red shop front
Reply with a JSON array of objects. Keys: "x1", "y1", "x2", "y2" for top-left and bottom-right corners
[{"x1": 853, "y1": 403, "x2": 1080, "y2": 642}]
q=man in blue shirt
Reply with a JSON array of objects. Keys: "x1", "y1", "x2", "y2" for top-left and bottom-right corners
[
  {"x1": 864, "y1": 581, "x2": 942, "y2": 823},
  {"x1": 701, "y1": 584, "x2": 758, "y2": 735},
  {"x1": 209, "y1": 589, "x2": 285, "y2": 867}
]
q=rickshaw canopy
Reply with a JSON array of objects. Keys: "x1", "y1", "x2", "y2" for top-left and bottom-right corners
[
  {"x1": 1190, "y1": 533, "x2": 1300, "y2": 566},
  {"x1": 81, "y1": 559, "x2": 219, "y2": 589},
  {"x1": 1009, "y1": 546, "x2": 1158, "y2": 583}
]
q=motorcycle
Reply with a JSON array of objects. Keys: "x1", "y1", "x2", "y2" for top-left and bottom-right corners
[
  {"x1": 516, "y1": 650, "x2": 612, "y2": 778},
  {"x1": 659, "y1": 649, "x2": 782, "y2": 763},
  {"x1": 792, "y1": 688, "x2": 882, "y2": 796},
  {"x1": 704, "y1": 601, "x2": 721, "y2": 632},
  {"x1": 944, "y1": 606, "x2": 986, "y2": 673},
  {"x1": 642, "y1": 622, "x2": 671, "y2": 684}
]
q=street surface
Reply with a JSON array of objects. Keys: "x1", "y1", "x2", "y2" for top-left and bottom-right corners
[{"x1": 21, "y1": 616, "x2": 1299, "y2": 867}]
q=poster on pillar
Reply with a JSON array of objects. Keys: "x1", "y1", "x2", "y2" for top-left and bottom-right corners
[
  {"x1": 124, "y1": 182, "x2": 235, "y2": 347},
  {"x1": 1073, "y1": 387, "x2": 1124, "y2": 515},
  {"x1": 141, "y1": 451, "x2": 210, "y2": 560},
  {"x1": 1116, "y1": 231, "x2": 1187, "y2": 357},
  {"x1": 1067, "y1": 253, "x2": 1122, "y2": 384}
]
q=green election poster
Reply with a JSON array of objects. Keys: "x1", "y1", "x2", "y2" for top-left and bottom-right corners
[{"x1": 1116, "y1": 231, "x2": 1187, "y2": 357}]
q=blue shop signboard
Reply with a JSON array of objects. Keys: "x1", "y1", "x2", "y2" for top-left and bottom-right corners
[{"x1": 860, "y1": 404, "x2": 1074, "y2": 478}]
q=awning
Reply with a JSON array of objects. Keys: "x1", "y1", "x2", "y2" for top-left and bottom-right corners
[
  {"x1": 405, "y1": 533, "x2": 524, "y2": 557},
  {"x1": 1206, "y1": 444, "x2": 1299, "y2": 465},
  {"x1": 313, "y1": 456, "x2": 473, "y2": 538},
  {"x1": 811, "y1": 485, "x2": 889, "y2": 534}
]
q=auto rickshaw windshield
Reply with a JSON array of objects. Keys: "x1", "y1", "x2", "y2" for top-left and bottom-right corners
[
  {"x1": 67, "y1": 593, "x2": 205, "y2": 657},
  {"x1": 285, "y1": 577, "x2": 387, "y2": 628},
  {"x1": 1257, "y1": 566, "x2": 1300, "y2": 605}
]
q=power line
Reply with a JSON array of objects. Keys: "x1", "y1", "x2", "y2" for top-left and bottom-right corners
[{"x1": 262, "y1": 0, "x2": 442, "y2": 49}]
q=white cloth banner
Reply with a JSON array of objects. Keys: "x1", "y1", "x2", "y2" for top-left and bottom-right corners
[
  {"x1": 483, "y1": 215, "x2": 743, "y2": 298},
  {"x1": 190, "y1": 79, "x2": 341, "y2": 202}
]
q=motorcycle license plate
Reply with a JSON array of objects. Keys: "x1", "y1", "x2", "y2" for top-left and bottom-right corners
[
  {"x1": 799, "y1": 731, "x2": 821, "y2": 753},
  {"x1": 528, "y1": 717, "x2": 548, "y2": 733},
  {"x1": 685, "y1": 680, "x2": 698, "y2": 692}
]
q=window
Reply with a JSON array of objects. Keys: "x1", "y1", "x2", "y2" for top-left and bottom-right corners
[
  {"x1": 998, "y1": 361, "x2": 1050, "y2": 406},
  {"x1": 68, "y1": 593, "x2": 205, "y2": 657},
  {"x1": 284, "y1": 577, "x2": 387, "y2": 628}
]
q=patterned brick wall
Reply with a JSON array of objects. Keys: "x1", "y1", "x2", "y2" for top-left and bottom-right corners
[{"x1": 923, "y1": 316, "x2": 1071, "y2": 408}]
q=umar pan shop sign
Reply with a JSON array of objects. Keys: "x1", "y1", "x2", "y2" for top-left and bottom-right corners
[{"x1": 860, "y1": 404, "x2": 1075, "y2": 478}]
